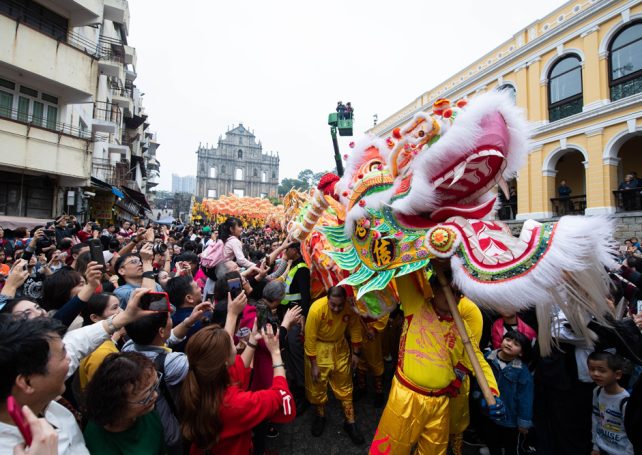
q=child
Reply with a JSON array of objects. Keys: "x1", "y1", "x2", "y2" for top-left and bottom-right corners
[
  {"x1": 588, "y1": 351, "x2": 634, "y2": 455},
  {"x1": 482, "y1": 330, "x2": 534, "y2": 455},
  {"x1": 491, "y1": 308, "x2": 536, "y2": 350}
]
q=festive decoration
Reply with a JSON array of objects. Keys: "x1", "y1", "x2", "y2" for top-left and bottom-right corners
[
  {"x1": 288, "y1": 90, "x2": 616, "y2": 354},
  {"x1": 194, "y1": 195, "x2": 284, "y2": 227}
]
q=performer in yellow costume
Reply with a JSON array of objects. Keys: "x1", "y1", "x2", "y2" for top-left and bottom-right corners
[
  {"x1": 355, "y1": 314, "x2": 389, "y2": 408},
  {"x1": 369, "y1": 272, "x2": 499, "y2": 455},
  {"x1": 304, "y1": 286, "x2": 365, "y2": 445}
]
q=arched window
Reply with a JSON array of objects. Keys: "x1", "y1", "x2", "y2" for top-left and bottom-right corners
[
  {"x1": 221, "y1": 165, "x2": 226, "y2": 175},
  {"x1": 261, "y1": 171, "x2": 267, "y2": 183},
  {"x1": 609, "y1": 22, "x2": 642, "y2": 101},
  {"x1": 238, "y1": 149, "x2": 243, "y2": 159},
  {"x1": 209, "y1": 167, "x2": 217, "y2": 178},
  {"x1": 235, "y1": 168, "x2": 243, "y2": 180},
  {"x1": 271, "y1": 171, "x2": 276, "y2": 179},
  {"x1": 496, "y1": 83, "x2": 516, "y2": 103},
  {"x1": 548, "y1": 55, "x2": 583, "y2": 122},
  {"x1": 253, "y1": 168, "x2": 258, "y2": 177}
]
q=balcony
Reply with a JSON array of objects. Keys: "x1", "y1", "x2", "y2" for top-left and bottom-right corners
[
  {"x1": 98, "y1": 48, "x2": 125, "y2": 78},
  {"x1": 103, "y1": 0, "x2": 129, "y2": 34},
  {"x1": 92, "y1": 157, "x2": 130, "y2": 187},
  {"x1": 613, "y1": 189, "x2": 642, "y2": 213},
  {"x1": 0, "y1": 104, "x2": 92, "y2": 140},
  {"x1": 92, "y1": 101, "x2": 121, "y2": 135},
  {"x1": 0, "y1": 11, "x2": 97, "y2": 98},
  {"x1": 49, "y1": 0, "x2": 103, "y2": 26},
  {"x1": 550, "y1": 195, "x2": 586, "y2": 217},
  {"x1": 123, "y1": 44, "x2": 136, "y2": 66},
  {"x1": 0, "y1": 114, "x2": 90, "y2": 181}
]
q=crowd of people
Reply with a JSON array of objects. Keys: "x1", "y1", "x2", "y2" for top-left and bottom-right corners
[{"x1": 0, "y1": 215, "x2": 641, "y2": 455}]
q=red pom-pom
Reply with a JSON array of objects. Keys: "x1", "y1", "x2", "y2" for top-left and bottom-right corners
[
  {"x1": 343, "y1": 154, "x2": 348, "y2": 160},
  {"x1": 392, "y1": 128, "x2": 402, "y2": 139},
  {"x1": 349, "y1": 142, "x2": 355, "y2": 148},
  {"x1": 317, "y1": 173, "x2": 341, "y2": 196},
  {"x1": 443, "y1": 108, "x2": 453, "y2": 119},
  {"x1": 342, "y1": 191, "x2": 349, "y2": 197},
  {"x1": 456, "y1": 99, "x2": 468, "y2": 108},
  {"x1": 358, "y1": 200, "x2": 366, "y2": 207},
  {"x1": 358, "y1": 174, "x2": 364, "y2": 179},
  {"x1": 377, "y1": 164, "x2": 384, "y2": 170}
]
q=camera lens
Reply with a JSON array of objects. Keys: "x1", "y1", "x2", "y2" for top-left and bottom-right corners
[{"x1": 153, "y1": 243, "x2": 168, "y2": 255}]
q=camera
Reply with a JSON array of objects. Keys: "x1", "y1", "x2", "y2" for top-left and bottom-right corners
[{"x1": 152, "y1": 243, "x2": 167, "y2": 255}]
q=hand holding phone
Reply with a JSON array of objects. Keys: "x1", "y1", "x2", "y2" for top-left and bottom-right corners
[
  {"x1": 227, "y1": 278, "x2": 242, "y2": 299},
  {"x1": 139, "y1": 292, "x2": 171, "y2": 312},
  {"x1": 88, "y1": 238, "x2": 105, "y2": 268}
]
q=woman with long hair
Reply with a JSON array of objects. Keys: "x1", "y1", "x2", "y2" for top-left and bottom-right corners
[
  {"x1": 180, "y1": 323, "x2": 295, "y2": 454},
  {"x1": 219, "y1": 217, "x2": 255, "y2": 269}
]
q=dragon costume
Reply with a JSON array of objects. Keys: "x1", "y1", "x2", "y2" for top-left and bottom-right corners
[{"x1": 288, "y1": 91, "x2": 616, "y2": 454}]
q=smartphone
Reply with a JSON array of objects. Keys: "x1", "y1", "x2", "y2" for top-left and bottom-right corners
[
  {"x1": 88, "y1": 238, "x2": 106, "y2": 268},
  {"x1": 139, "y1": 292, "x2": 171, "y2": 312},
  {"x1": 256, "y1": 302, "x2": 270, "y2": 331},
  {"x1": 7, "y1": 396, "x2": 32, "y2": 446},
  {"x1": 620, "y1": 246, "x2": 628, "y2": 253},
  {"x1": 228, "y1": 278, "x2": 242, "y2": 299}
]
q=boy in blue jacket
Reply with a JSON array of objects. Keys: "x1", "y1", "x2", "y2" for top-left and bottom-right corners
[{"x1": 481, "y1": 330, "x2": 534, "y2": 455}]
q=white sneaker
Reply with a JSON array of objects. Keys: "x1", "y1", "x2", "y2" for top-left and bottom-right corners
[{"x1": 478, "y1": 447, "x2": 490, "y2": 455}]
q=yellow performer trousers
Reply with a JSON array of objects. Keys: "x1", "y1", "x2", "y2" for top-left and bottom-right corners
[
  {"x1": 369, "y1": 377, "x2": 449, "y2": 455},
  {"x1": 305, "y1": 338, "x2": 353, "y2": 406},
  {"x1": 358, "y1": 331, "x2": 384, "y2": 377}
]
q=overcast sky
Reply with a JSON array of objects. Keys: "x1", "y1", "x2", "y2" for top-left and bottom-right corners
[{"x1": 128, "y1": 0, "x2": 567, "y2": 191}]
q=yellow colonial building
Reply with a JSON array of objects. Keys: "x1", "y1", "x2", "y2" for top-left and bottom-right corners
[{"x1": 369, "y1": 0, "x2": 642, "y2": 236}]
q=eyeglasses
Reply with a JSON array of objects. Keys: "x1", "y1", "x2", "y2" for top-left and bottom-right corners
[
  {"x1": 14, "y1": 305, "x2": 46, "y2": 321},
  {"x1": 129, "y1": 371, "x2": 163, "y2": 406},
  {"x1": 124, "y1": 258, "x2": 142, "y2": 266}
]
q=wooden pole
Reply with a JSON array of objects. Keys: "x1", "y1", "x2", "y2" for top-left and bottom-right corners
[{"x1": 433, "y1": 264, "x2": 496, "y2": 406}]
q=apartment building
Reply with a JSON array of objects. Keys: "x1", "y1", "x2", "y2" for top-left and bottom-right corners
[{"x1": 0, "y1": 0, "x2": 160, "y2": 225}]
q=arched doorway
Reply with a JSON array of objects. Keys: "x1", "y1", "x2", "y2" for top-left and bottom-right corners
[
  {"x1": 545, "y1": 149, "x2": 587, "y2": 216},
  {"x1": 615, "y1": 133, "x2": 642, "y2": 211}
]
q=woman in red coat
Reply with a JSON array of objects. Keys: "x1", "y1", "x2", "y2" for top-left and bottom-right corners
[{"x1": 180, "y1": 323, "x2": 295, "y2": 454}]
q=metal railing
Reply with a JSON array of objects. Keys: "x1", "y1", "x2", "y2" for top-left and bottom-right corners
[
  {"x1": 93, "y1": 101, "x2": 122, "y2": 125},
  {"x1": 0, "y1": 105, "x2": 93, "y2": 140},
  {"x1": 613, "y1": 189, "x2": 642, "y2": 212},
  {"x1": 0, "y1": 0, "x2": 99, "y2": 57},
  {"x1": 92, "y1": 158, "x2": 131, "y2": 186},
  {"x1": 550, "y1": 195, "x2": 586, "y2": 217},
  {"x1": 108, "y1": 78, "x2": 134, "y2": 99}
]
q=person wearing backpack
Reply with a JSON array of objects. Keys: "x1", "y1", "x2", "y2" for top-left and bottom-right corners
[
  {"x1": 220, "y1": 217, "x2": 255, "y2": 269},
  {"x1": 588, "y1": 351, "x2": 634, "y2": 455}
]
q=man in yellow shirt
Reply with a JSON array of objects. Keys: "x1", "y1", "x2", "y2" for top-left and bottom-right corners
[
  {"x1": 305, "y1": 286, "x2": 365, "y2": 445},
  {"x1": 369, "y1": 271, "x2": 500, "y2": 455}
]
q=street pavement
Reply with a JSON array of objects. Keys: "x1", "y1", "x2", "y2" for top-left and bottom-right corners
[{"x1": 265, "y1": 363, "x2": 482, "y2": 454}]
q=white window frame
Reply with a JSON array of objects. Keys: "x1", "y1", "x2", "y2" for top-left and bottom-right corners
[
  {"x1": 261, "y1": 171, "x2": 267, "y2": 183},
  {"x1": 235, "y1": 168, "x2": 243, "y2": 180},
  {"x1": 207, "y1": 189, "x2": 217, "y2": 198},
  {"x1": 233, "y1": 188, "x2": 244, "y2": 197},
  {"x1": 0, "y1": 78, "x2": 58, "y2": 129},
  {"x1": 209, "y1": 167, "x2": 217, "y2": 178}
]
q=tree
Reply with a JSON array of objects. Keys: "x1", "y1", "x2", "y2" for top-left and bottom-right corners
[
  {"x1": 297, "y1": 169, "x2": 315, "y2": 188},
  {"x1": 278, "y1": 177, "x2": 309, "y2": 196}
]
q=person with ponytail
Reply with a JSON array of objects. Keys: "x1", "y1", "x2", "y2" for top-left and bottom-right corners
[
  {"x1": 219, "y1": 217, "x2": 255, "y2": 269},
  {"x1": 179, "y1": 319, "x2": 295, "y2": 454}
]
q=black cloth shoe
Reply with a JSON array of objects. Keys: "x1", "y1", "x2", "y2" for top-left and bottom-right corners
[
  {"x1": 343, "y1": 422, "x2": 365, "y2": 445},
  {"x1": 373, "y1": 392, "x2": 385, "y2": 408},
  {"x1": 311, "y1": 415, "x2": 326, "y2": 437}
]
